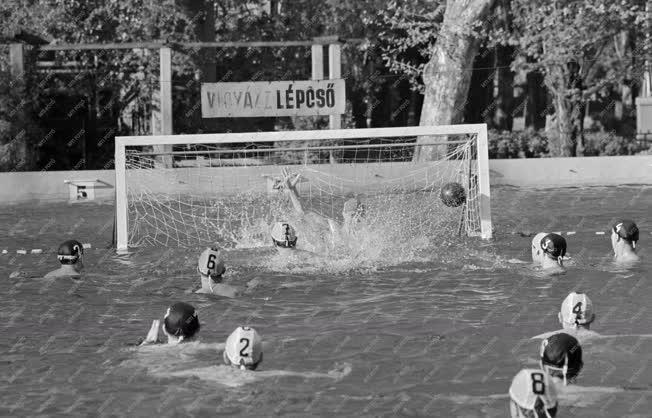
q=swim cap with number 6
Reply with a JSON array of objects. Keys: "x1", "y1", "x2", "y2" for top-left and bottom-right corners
[
  {"x1": 223, "y1": 326, "x2": 263, "y2": 370},
  {"x1": 198, "y1": 247, "x2": 225, "y2": 277}
]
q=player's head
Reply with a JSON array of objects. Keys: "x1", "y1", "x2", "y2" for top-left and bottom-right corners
[
  {"x1": 558, "y1": 292, "x2": 595, "y2": 329},
  {"x1": 57, "y1": 240, "x2": 84, "y2": 266},
  {"x1": 539, "y1": 333, "x2": 583, "y2": 385},
  {"x1": 531, "y1": 232, "x2": 548, "y2": 263},
  {"x1": 509, "y1": 368, "x2": 558, "y2": 418},
  {"x1": 271, "y1": 221, "x2": 297, "y2": 249},
  {"x1": 162, "y1": 302, "x2": 200, "y2": 342},
  {"x1": 342, "y1": 197, "x2": 365, "y2": 223},
  {"x1": 223, "y1": 326, "x2": 263, "y2": 370},
  {"x1": 197, "y1": 247, "x2": 226, "y2": 280},
  {"x1": 611, "y1": 219, "x2": 639, "y2": 250},
  {"x1": 540, "y1": 233, "x2": 566, "y2": 265}
]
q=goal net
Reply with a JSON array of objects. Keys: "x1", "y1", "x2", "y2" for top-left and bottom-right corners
[{"x1": 115, "y1": 125, "x2": 491, "y2": 257}]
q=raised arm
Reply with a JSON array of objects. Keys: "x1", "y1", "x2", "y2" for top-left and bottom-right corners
[{"x1": 281, "y1": 168, "x2": 305, "y2": 215}]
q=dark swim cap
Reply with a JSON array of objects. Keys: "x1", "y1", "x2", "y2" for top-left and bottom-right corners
[
  {"x1": 540, "y1": 333, "x2": 583, "y2": 383},
  {"x1": 540, "y1": 234, "x2": 566, "y2": 259},
  {"x1": 163, "y1": 302, "x2": 200, "y2": 339},
  {"x1": 57, "y1": 240, "x2": 84, "y2": 264},
  {"x1": 613, "y1": 220, "x2": 639, "y2": 243}
]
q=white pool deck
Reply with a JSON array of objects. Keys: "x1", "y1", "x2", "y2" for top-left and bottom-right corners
[{"x1": 0, "y1": 155, "x2": 651, "y2": 205}]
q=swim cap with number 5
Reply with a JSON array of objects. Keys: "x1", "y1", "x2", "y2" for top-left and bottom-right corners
[{"x1": 223, "y1": 326, "x2": 263, "y2": 370}]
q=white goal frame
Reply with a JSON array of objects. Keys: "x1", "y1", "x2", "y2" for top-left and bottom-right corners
[{"x1": 114, "y1": 124, "x2": 492, "y2": 250}]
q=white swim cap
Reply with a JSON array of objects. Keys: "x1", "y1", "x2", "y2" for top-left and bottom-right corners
[
  {"x1": 223, "y1": 326, "x2": 263, "y2": 370},
  {"x1": 197, "y1": 247, "x2": 225, "y2": 277},
  {"x1": 560, "y1": 292, "x2": 594, "y2": 326},
  {"x1": 270, "y1": 222, "x2": 297, "y2": 248},
  {"x1": 509, "y1": 368, "x2": 558, "y2": 417}
]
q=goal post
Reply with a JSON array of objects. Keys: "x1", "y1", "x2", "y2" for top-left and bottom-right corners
[{"x1": 114, "y1": 124, "x2": 492, "y2": 251}]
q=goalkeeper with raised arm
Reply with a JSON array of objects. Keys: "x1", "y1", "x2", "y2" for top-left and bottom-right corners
[{"x1": 280, "y1": 168, "x2": 365, "y2": 250}]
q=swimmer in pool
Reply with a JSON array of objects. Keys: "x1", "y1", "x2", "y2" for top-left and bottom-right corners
[
  {"x1": 223, "y1": 326, "x2": 263, "y2": 370},
  {"x1": 280, "y1": 168, "x2": 365, "y2": 246},
  {"x1": 140, "y1": 302, "x2": 200, "y2": 345},
  {"x1": 509, "y1": 368, "x2": 558, "y2": 418},
  {"x1": 611, "y1": 219, "x2": 640, "y2": 263},
  {"x1": 539, "y1": 333, "x2": 583, "y2": 387},
  {"x1": 532, "y1": 292, "x2": 599, "y2": 342},
  {"x1": 531, "y1": 233, "x2": 566, "y2": 271},
  {"x1": 44, "y1": 240, "x2": 84, "y2": 278},
  {"x1": 195, "y1": 247, "x2": 240, "y2": 298}
]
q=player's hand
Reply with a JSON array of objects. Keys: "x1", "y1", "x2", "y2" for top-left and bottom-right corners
[
  {"x1": 140, "y1": 319, "x2": 160, "y2": 345},
  {"x1": 281, "y1": 168, "x2": 301, "y2": 190}
]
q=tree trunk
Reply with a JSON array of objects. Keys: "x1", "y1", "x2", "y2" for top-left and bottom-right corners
[
  {"x1": 525, "y1": 70, "x2": 547, "y2": 129},
  {"x1": 493, "y1": 45, "x2": 514, "y2": 130},
  {"x1": 554, "y1": 95, "x2": 584, "y2": 157},
  {"x1": 416, "y1": 0, "x2": 496, "y2": 161}
]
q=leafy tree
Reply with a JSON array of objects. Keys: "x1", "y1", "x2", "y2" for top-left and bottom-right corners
[{"x1": 494, "y1": 0, "x2": 644, "y2": 156}]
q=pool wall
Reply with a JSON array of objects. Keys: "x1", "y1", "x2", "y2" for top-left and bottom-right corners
[{"x1": 1, "y1": 156, "x2": 651, "y2": 205}]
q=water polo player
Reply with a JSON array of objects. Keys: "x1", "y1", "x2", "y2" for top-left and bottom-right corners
[
  {"x1": 539, "y1": 333, "x2": 583, "y2": 386},
  {"x1": 509, "y1": 368, "x2": 558, "y2": 418},
  {"x1": 44, "y1": 239, "x2": 84, "y2": 278},
  {"x1": 140, "y1": 302, "x2": 200, "y2": 345},
  {"x1": 195, "y1": 247, "x2": 239, "y2": 298},
  {"x1": 611, "y1": 219, "x2": 640, "y2": 263},
  {"x1": 532, "y1": 292, "x2": 599, "y2": 342},
  {"x1": 280, "y1": 168, "x2": 365, "y2": 247},
  {"x1": 223, "y1": 326, "x2": 263, "y2": 370},
  {"x1": 531, "y1": 233, "x2": 567, "y2": 270}
]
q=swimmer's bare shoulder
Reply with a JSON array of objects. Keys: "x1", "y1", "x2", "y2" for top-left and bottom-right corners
[{"x1": 43, "y1": 268, "x2": 81, "y2": 279}]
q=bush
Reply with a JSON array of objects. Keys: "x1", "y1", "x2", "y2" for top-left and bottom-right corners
[
  {"x1": 488, "y1": 128, "x2": 644, "y2": 158},
  {"x1": 488, "y1": 128, "x2": 549, "y2": 159},
  {"x1": 583, "y1": 131, "x2": 646, "y2": 156}
]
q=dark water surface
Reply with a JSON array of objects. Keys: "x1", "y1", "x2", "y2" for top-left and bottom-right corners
[{"x1": 1, "y1": 186, "x2": 651, "y2": 417}]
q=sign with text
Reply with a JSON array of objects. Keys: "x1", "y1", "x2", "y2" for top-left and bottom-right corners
[{"x1": 201, "y1": 80, "x2": 345, "y2": 118}]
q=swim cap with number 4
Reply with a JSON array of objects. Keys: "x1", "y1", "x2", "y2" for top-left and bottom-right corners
[
  {"x1": 198, "y1": 247, "x2": 225, "y2": 277},
  {"x1": 560, "y1": 292, "x2": 594, "y2": 326},
  {"x1": 224, "y1": 326, "x2": 263, "y2": 370},
  {"x1": 509, "y1": 368, "x2": 558, "y2": 417}
]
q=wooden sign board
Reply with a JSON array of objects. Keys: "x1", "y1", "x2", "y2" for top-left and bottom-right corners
[{"x1": 201, "y1": 80, "x2": 345, "y2": 118}]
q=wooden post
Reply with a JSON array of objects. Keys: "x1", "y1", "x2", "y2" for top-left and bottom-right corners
[
  {"x1": 311, "y1": 44, "x2": 323, "y2": 80},
  {"x1": 152, "y1": 47, "x2": 173, "y2": 167},
  {"x1": 9, "y1": 43, "x2": 25, "y2": 79},
  {"x1": 160, "y1": 47, "x2": 173, "y2": 136},
  {"x1": 328, "y1": 42, "x2": 342, "y2": 130}
]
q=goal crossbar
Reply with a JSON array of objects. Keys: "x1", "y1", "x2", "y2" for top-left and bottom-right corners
[{"x1": 114, "y1": 124, "x2": 492, "y2": 250}]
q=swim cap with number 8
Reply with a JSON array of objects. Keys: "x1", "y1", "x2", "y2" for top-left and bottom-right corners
[
  {"x1": 509, "y1": 368, "x2": 558, "y2": 417},
  {"x1": 223, "y1": 326, "x2": 263, "y2": 370},
  {"x1": 198, "y1": 247, "x2": 225, "y2": 277}
]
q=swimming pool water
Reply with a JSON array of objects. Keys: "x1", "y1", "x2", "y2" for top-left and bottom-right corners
[{"x1": 1, "y1": 186, "x2": 651, "y2": 417}]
